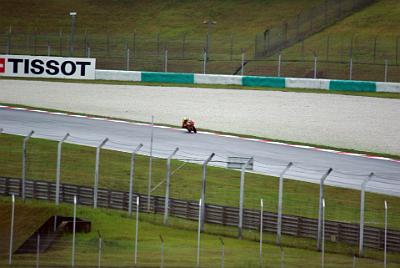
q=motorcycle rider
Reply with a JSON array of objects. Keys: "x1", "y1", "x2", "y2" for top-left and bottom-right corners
[{"x1": 182, "y1": 117, "x2": 197, "y2": 133}]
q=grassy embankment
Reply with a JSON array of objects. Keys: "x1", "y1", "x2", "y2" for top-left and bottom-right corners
[
  {"x1": 247, "y1": 0, "x2": 400, "y2": 81},
  {"x1": 0, "y1": 197, "x2": 398, "y2": 267}
]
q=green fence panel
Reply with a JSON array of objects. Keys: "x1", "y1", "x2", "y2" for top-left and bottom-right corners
[
  {"x1": 329, "y1": 80, "x2": 376, "y2": 92},
  {"x1": 141, "y1": 72, "x2": 194, "y2": 84},
  {"x1": 242, "y1": 76, "x2": 285, "y2": 88}
]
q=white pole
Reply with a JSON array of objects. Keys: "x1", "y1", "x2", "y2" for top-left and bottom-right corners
[
  {"x1": 134, "y1": 196, "x2": 139, "y2": 265},
  {"x1": 241, "y1": 52, "x2": 245, "y2": 76},
  {"x1": 129, "y1": 144, "x2": 143, "y2": 217},
  {"x1": 276, "y1": 162, "x2": 293, "y2": 245},
  {"x1": 197, "y1": 198, "x2": 202, "y2": 268},
  {"x1": 278, "y1": 54, "x2": 282, "y2": 77},
  {"x1": 238, "y1": 158, "x2": 253, "y2": 239},
  {"x1": 349, "y1": 58, "x2": 353, "y2": 80},
  {"x1": 313, "y1": 56, "x2": 318, "y2": 79},
  {"x1": 164, "y1": 49, "x2": 168, "y2": 72},
  {"x1": 164, "y1": 147, "x2": 179, "y2": 224},
  {"x1": 203, "y1": 50, "x2": 207, "y2": 74},
  {"x1": 359, "y1": 172, "x2": 374, "y2": 257},
  {"x1": 200, "y1": 153, "x2": 215, "y2": 232},
  {"x1": 220, "y1": 237, "x2": 224, "y2": 268},
  {"x1": 147, "y1": 116, "x2": 154, "y2": 212},
  {"x1": 93, "y1": 138, "x2": 109, "y2": 208},
  {"x1": 160, "y1": 235, "x2": 164, "y2": 268},
  {"x1": 384, "y1": 59, "x2": 388, "y2": 82},
  {"x1": 36, "y1": 233, "x2": 40, "y2": 268},
  {"x1": 8, "y1": 194, "x2": 15, "y2": 265},
  {"x1": 260, "y1": 199, "x2": 264, "y2": 267},
  {"x1": 22, "y1": 130, "x2": 34, "y2": 200},
  {"x1": 317, "y1": 168, "x2": 332, "y2": 251},
  {"x1": 321, "y1": 198, "x2": 325, "y2": 268},
  {"x1": 97, "y1": 236, "x2": 102, "y2": 268},
  {"x1": 71, "y1": 195, "x2": 77, "y2": 267},
  {"x1": 384, "y1": 200, "x2": 387, "y2": 268},
  {"x1": 56, "y1": 133, "x2": 69, "y2": 205}
]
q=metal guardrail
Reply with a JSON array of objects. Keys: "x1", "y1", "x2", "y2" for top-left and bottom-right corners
[{"x1": 0, "y1": 176, "x2": 399, "y2": 252}]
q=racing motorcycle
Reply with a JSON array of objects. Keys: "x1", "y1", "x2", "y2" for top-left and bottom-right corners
[{"x1": 182, "y1": 118, "x2": 197, "y2": 133}]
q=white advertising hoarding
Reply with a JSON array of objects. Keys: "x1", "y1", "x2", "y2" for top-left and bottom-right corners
[{"x1": 0, "y1": 55, "x2": 96, "y2": 80}]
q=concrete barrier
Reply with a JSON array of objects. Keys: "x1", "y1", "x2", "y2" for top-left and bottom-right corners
[
  {"x1": 286, "y1": 78, "x2": 330, "y2": 90},
  {"x1": 95, "y1": 70, "x2": 141, "y2": 81},
  {"x1": 194, "y1": 74, "x2": 242, "y2": 85},
  {"x1": 93, "y1": 69, "x2": 399, "y2": 93}
]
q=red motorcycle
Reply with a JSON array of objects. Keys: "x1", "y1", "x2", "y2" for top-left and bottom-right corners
[{"x1": 182, "y1": 118, "x2": 197, "y2": 133}]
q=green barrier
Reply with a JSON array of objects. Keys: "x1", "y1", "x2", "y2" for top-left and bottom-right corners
[
  {"x1": 141, "y1": 72, "x2": 194, "y2": 84},
  {"x1": 242, "y1": 76, "x2": 285, "y2": 88},
  {"x1": 329, "y1": 80, "x2": 376, "y2": 92}
]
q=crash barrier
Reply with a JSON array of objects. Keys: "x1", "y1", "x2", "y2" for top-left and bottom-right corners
[
  {"x1": 95, "y1": 70, "x2": 400, "y2": 93},
  {"x1": 1, "y1": 176, "x2": 399, "y2": 252}
]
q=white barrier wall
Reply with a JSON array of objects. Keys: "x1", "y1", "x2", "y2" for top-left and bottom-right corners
[
  {"x1": 286, "y1": 78, "x2": 330, "y2": 90},
  {"x1": 96, "y1": 70, "x2": 141, "y2": 81},
  {"x1": 194, "y1": 74, "x2": 242, "y2": 85}
]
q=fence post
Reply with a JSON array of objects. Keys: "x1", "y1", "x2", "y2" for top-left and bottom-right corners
[
  {"x1": 384, "y1": 200, "x2": 387, "y2": 268},
  {"x1": 134, "y1": 196, "x2": 139, "y2": 266},
  {"x1": 129, "y1": 144, "x2": 143, "y2": 217},
  {"x1": 317, "y1": 168, "x2": 332, "y2": 251},
  {"x1": 8, "y1": 194, "x2": 15, "y2": 265},
  {"x1": 200, "y1": 153, "x2": 215, "y2": 232},
  {"x1": 260, "y1": 199, "x2": 264, "y2": 267},
  {"x1": 240, "y1": 50, "x2": 245, "y2": 76},
  {"x1": 56, "y1": 133, "x2": 69, "y2": 205},
  {"x1": 87, "y1": 47, "x2": 91, "y2": 58},
  {"x1": 359, "y1": 172, "x2": 374, "y2": 257},
  {"x1": 313, "y1": 56, "x2": 318, "y2": 79},
  {"x1": 220, "y1": 237, "x2": 224, "y2": 268},
  {"x1": 47, "y1": 44, "x2": 51, "y2": 56},
  {"x1": 71, "y1": 195, "x2": 77, "y2": 267},
  {"x1": 164, "y1": 48, "x2": 168, "y2": 72},
  {"x1": 97, "y1": 232, "x2": 102, "y2": 268},
  {"x1": 22, "y1": 130, "x2": 34, "y2": 201},
  {"x1": 238, "y1": 158, "x2": 253, "y2": 239},
  {"x1": 133, "y1": 31, "x2": 136, "y2": 60},
  {"x1": 157, "y1": 32, "x2": 160, "y2": 56},
  {"x1": 147, "y1": 115, "x2": 154, "y2": 212},
  {"x1": 203, "y1": 49, "x2": 207, "y2": 74},
  {"x1": 396, "y1": 36, "x2": 399, "y2": 65},
  {"x1": 197, "y1": 198, "x2": 202, "y2": 268},
  {"x1": 59, "y1": 30, "x2": 63, "y2": 56},
  {"x1": 384, "y1": 59, "x2": 388, "y2": 82},
  {"x1": 349, "y1": 58, "x2": 353, "y2": 80},
  {"x1": 36, "y1": 233, "x2": 40, "y2": 268},
  {"x1": 278, "y1": 54, "x2": 282, "y2": 77},
  {"x1": 6, "y1": 25, "x2": 12, "y2": 54},
  {"x1": 230, "y1": 35, "x2": 234, "y2": 60},
  {"x1": 373, "y1": 37, "x2": 377, "y2": 64},
  {"x1": 160, "y1": 235, "x2": 164, "y2": 268},
  {"x1": 182, "y1": 33, "x2": 186, "y2": 58},
  {"x1": 164, "y1": 147, "x2": 179, "y2": 224},
  {"x1": 326, "y1": 35, "x2": 330, "y2": 61},
  {"x1": 93, "y1": 138, "x2": 109, "y2": 208},
  {"x1": 276, "y1": 162, "x2": 293, "y2": 245},
  {"x1": 321, "y1": 198, "x2": 325, "y2": 268},
  {"x1": 126, "y1": 47, "x2": 130, "y2": 71}
]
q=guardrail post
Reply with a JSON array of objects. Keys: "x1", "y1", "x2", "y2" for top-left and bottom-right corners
[
  {"x1": 129, "y1": 144, "x2": 143, "y2": 217},
  {"x1": 220, "y1": 237, "x2": 224, "y2": 268},
  {"x1": 359, "y1": 172, "x2": 374, "y2": 257},
  {"x1": 238, "y1": 157, "x2": 253, "y2": 239},
  {"x1": 313, "y1": 56, "x2": 318, "y2": 79},
  {"x1": 36, "y1": 233, "x2": 40, "y2": 268},
  {"x1": 93, "y1": 138, "x2": 109, "y2": 208},
  {"x1": 22, "y1": 130, "x2": 34, "y2": 200},
  {"x1": 126, "y1": 47, "x2": 130, "y2": 71},
  {"x1": 317, "y1": 168, "x2": 332, "y2": 251},
  {"x1": 160, "y1": 235, "x2": 164, "y2": 268},
  {"x1": 55, "y1": 133, "x2": 69, "y2": 205},
  {"x1": 200, "y1": 153, "x2": 215, "y2": 232},
  {"x1": 164, "y1": 147, "x2": 179, "y2": 224},
  {"x1": 8, "y1": 194, "x2": 15, "y2": 265},
  {"x1": 276, "y1": 162, "x2": 293, "y2": 245}
]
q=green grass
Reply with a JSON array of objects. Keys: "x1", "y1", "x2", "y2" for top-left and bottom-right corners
[
  {"x1": 0, "y1": 197, "x2": 399, "y2": 267},
  {"x1": 0, "y1": 133, "x2": 399, "y2": 234},
  {"x1": 246, "y1": 0, "x2": 400, "y2": 81}
]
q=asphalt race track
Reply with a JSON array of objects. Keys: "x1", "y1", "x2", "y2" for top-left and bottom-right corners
[{"x1": 1, "y1": 107, "x2": 399, "y2": 196}]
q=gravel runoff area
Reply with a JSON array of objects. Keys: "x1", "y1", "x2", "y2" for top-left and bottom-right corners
[{"x1": 0, "y1": 79, "x2": 399, "y2": 155}]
